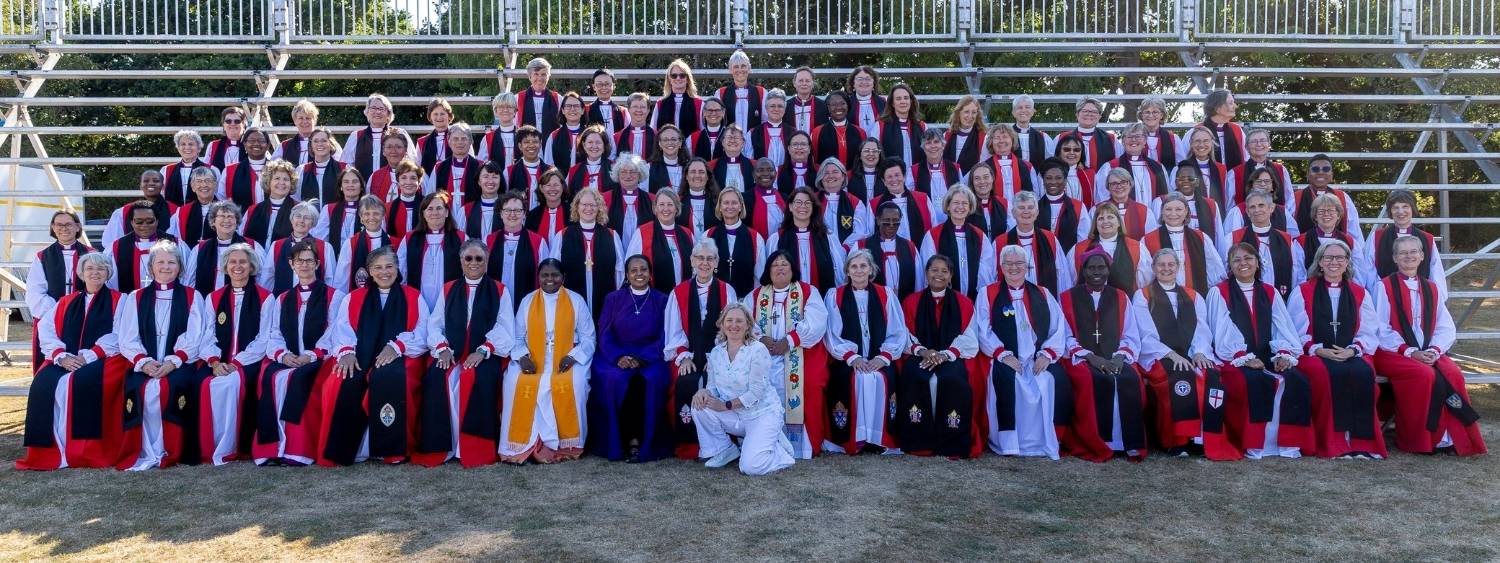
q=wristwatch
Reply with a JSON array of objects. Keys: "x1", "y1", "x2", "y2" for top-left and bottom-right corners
[{"x1": 724, "y1": 399, "x2": 733, "y2": 411}]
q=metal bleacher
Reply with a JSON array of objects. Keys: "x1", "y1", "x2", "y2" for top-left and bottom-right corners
[{"x1": 1, "y1": 0, "x2": 1498, "y2": 381}]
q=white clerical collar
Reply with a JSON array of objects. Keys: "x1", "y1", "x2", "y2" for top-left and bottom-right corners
[
  {"x1": 465, "y1": 277, "x2": 482, "y2": 286},
  {"x1": 1157, "y1": 281, "x2": 1178, "y2": 291},
  {"x1": 928, "y1": 289, "x2": 947, "y2": 297},
  {"x1": 364, "y1": 229, "x2": 383, "y2": 236},
  {"x1": 773, "y1": 286, "x2": 791, "y2": 295},
  {"x1": 1077, "y1": 126, "x2": 1097, "y2": 134},
  {"x1": 1235, "y1": 279, "x2": 1257, "y2": 290},
  {"x1": 1100, "y1": 234, "x2": 1119, "y2": 243},
  {"x1": 1252, "y1": 224, "x2": 1272, "y2": 234},
  {"x1": 724, "y1": 221, "x2": 744, "y2": 230},
  {"x1": 630, "y1": 287, "x2": 650, "y2": 296},
  {"x1": 579, "y1": 221, "x2": 597, "y2": 229},
  {"x1": 1166, "y1": 227, "x2": 1185, "y2": 235}
]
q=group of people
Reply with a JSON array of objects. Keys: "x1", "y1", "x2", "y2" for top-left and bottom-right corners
[{"x1": 18, "y1": 53, "x2": 1484, "y2": 476}]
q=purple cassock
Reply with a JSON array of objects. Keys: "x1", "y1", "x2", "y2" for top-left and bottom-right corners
[{"x1": 586, "y1": 286, "x2": 674, "y2": 462}]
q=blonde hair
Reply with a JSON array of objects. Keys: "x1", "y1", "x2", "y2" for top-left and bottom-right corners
[
  {"x1": 661, "y1": 59, "x2": 699, "y2": 97},
  {"x1": 570, "y1": 187, "x2": 606, "y2": 223},
  {"x1": 715, "y1": 302, "x2": 762, "y2": 345}
]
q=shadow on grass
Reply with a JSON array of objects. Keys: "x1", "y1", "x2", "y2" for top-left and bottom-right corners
[{"x1": 1, "y1": 388, "x2": 1499, "y2": 559}]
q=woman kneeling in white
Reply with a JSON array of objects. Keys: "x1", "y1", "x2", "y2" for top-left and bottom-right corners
[{"x1": 691, "y1": 303, "x2": 795, "y2": 475}]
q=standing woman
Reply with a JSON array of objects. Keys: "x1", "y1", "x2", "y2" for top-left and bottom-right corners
[
  {"x1": 397, "y1": 191, "x2": 466, "y2": 307},
  {"x1": 297, "y1": 127, "x2": 344, "y2": 203},
  {"x1": 196, "y1": 243, "x2": 274, "y2": 465},
  {"x1": 1137, "y1": 96, "x2": 1183, "y2": 170},
  {"x1": 457, "y1": 161, "x2": 506, "y2": 241},
  {"x1": 679, "y1": 158, "x2": 723, "y2": 238},
  {"x1": 566, "y1": 125, "x2": 618, "y2": 194},
  {"x1": 550, "y1": 187, "x2": 625, "y2": 318},
  {"x1": 847, "y1": 137, "x2": 886, "y2": 202},
  {"x1": 384, "y1": 159, "x2": 426, "y2": 240},
  {"x1": 690, "y1": 303, "x2": 795, "y2": 475},
  {"x1": 768, "y1": 187, "x2": 847, "y2": 293},
  {"x1": 162, "y1": 130, "x2": 211, "y2": 206},
  {"x1": 502, "y1": 259, "x2": 596, "y2": 464},
  {"x1": 870, "y1": 159, "x2": 938, "y2": 242},
  {"x1": 321, "y1": 246, "x2": 430, "y2": 466},
  {"x1": 1209, "y1": 242, "x2": 1315, "y2": 459},
  {"x1": 1367, "y1": 189, "x2": 1447, "y2": 296},
  {"x1": 822, "y1": 249, "x2": 908, "y2": 454},
  {"x1": 664, "y1": 241, "x2": 740, "y2": 459},
  {"x1": 919, "y1": 186, "x2": 995, "y2": 299},
  {"x1": 1154, "y1": 164, "x2": 1227, "y2": 256},
  {"x1": 414, "y1": 240, "x2": 516, "y2": 468},
  {"x1": 1173, "y1": 125, "x2": 1230, "y2": 214},
  {"x1": 312, "y1": 168, "x2": 367, "y2": 254},
  {"x1": 487, "y1": 192, "x2": 549, "y2": 308},
  {"x1": 219, "y1": 128, "x2": 272, "y2": 210},
  {"x1": 687, "y1": 96, "x2": 728, "y2": 161},
  {"x1": 965, "y1": 162, "x2": 1009, "y2": 238},
  {"x1": 525, "y1": 168, "x2": 571, "y2": 241},
  {"x1": 168, "y1": 167, "x2": 221, "y2": 249},
  {"x1": 878, "y1": 83, "x2": 926, "y2": 166},
  {"x1": 897, "y1": 255, "x2": 981, "y2": 458},
  {"x1": 811, "y1": 91, "x2": 865, "y2": 170},
  {"x1": 981, "y1": 126, "x2": 1041, "y2": 202},
  {"x1": 589, "y1": 254, "x2": 673, "y2": 462},
  {"x1": 777, "y1": 130, "x2": 818, "y2": 195},
  {"x1": 1200, "y1": 89, "x2": 1248, "y2": 170},
  {"x1": 648, "y1": 124, "x2": 690, "y2": 192},
  {"x1": 605, "y1": 153, "x2": 655, "y2": 249},
  {"x1": 816, "y1": 158, "x2": 874, "y2": 246},
  {"x1": 704, "y1": 188, "x2": 767, "y2": 295},
  {"x1": 743, "y1": 250, "x2": 830, "y2": 459},
  {"x1": 652, "y1": 59, "x2": 703, "y2": 137},
  {"x1": 1132, "y1": 249, "x2": 1242, "y2": 460},
  {"x1": 847, "y1": 66, "x2": 886, "y2": 138},
  {"x1": 240, "y1": 159, "x2": 298, "y2": 245},
  {"x1": 1137, "y1": 193, "x2": 1225, "y2": 296},
  {"x1": 185, "y1": 201, "x2": 265, "y2": 296},
  {"x1": 544, "y1": 92, "x2": 588, "y2": 170},
  {"x1": 1295, "y1": 193, "x2": 1376, "y2": 288},
  {"x1": 115, "y1": 239, "x2": 213, "y2": 470},
  {"x1": 1099, "y1": 168, "x2": 1157, "y2": 240},
  {"x1": 1053, "y1": 136, "x2": 1095, "y2": 206},
  {"x1": 945, "y1": 95, "x2": 986, "y2": 172},
  {"x1": 254, "y1": 241, "x2": 344, "y2": 466},
  {"x1": 626, "y1": 188, "x2": 694, "y2": 293},
  {"x1": 1067, "y1": 202, "x2": 1142, "y2": 296},
  {"x1": 17, "y1": 253, "x2": 127, "y2": 470},
  {"x1": 1287, "y1": 240, "x2": 1386, "y2": 459},
  {"x1": 333, "y1": 195, "x2": 391, "y2": 291},
  {"x1": 711, "y1": 125, "x2": 754, "y2": 192},
  {"x1": 26, "y1": 211, "x2": 93, "y2": 373},
  {"x1": 264, "y1": 200, "x2": 338, "y2": 294}
]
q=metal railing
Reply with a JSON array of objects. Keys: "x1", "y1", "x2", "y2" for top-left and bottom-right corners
[
  {"x1": 972, "y1": 0, "x2": 1179, "y2": 39},
  {"x1": 0, "y1": 0, "x2": 38, "y2": 40},
  {"x1": 62, "y1": 0, "x2": 273, "y2": 40},
  {"x1": 1414, "y1": 0, "x2": 1500, "y2": 40},
  {"x1": 1195, "y1": 0, "x2": 1397, "y2": 40},
  {"x1": 519, "y1": 0, "x2": 730, "y2": 40},
  {"x1": 744, "y1": 0, "x2": 954, "y2": 39},
  {"x1": 293, "y1": 0, "x2": 506, "y2": 40}
]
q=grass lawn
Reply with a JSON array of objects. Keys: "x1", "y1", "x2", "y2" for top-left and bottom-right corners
[{"x1": 0, "y1": 389, "x2": 1498, "y2": 561}]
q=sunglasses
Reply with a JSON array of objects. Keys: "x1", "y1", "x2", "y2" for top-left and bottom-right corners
[
  {"x1": 1310, "y1": 166, "x2": 1333, "y2": 172},
  {"x1": 462, "y1": 255, "x2": 486, "y2": 263},
  {"x1": 223, "y1": 119, "x2": 243, "y2": 124},
  {"x1": 670, "y1": 73, "x2": 688, "y2": 79}
]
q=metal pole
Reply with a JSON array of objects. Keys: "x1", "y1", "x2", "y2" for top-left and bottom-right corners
[{"x1": 1440, "y1": 129, "x2": 1452, "y2": 252}]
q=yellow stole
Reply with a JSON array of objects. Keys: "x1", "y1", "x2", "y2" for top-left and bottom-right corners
[
  {"x1": 506, "y1": 290, "x2": 583, "y2": 450},
  {"x1": 754, "y1": 283, "x2": 805, "y2": 425}
]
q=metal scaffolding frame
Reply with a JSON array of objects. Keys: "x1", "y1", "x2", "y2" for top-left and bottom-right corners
[{"x1": 1, "y1": 0, "x2": 1499, "y2": 378}]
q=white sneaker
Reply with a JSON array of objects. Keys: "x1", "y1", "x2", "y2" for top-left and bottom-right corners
[{"x1": 704, "y1": 444, "x2": 741, "y2": 468}]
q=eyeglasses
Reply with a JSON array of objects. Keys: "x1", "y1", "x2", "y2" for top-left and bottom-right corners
[
  {"x1": 669, "y1": 73, "x2": 688, "y2": 79},
  {"x1": 1060, "y1": 147, "x2": 1082, "y2": 153},
  {"x1": 501, "y1": 208, "x2": 526, "y2": 214},
  {"x1": 1395, "y1": 249, "x2": 1424, "y2": 257},
  {"x1": 292, "y1": 257, "x2": 319, "y2": 265},
  {"x1": 1310, "y1": 166, "x2": 1333, "y2": 173},
  {"x1": 1320, "y1": 255, "x2": 1350, "y2": 263},
  {"x1": 222, "y1": 119, "x2": 243, "y2": 125},
  {"x1": 462, "y1": 255, "x2": 486, "y2": 263}
]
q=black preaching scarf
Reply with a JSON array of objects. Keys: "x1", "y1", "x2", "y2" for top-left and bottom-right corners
[
  {"x1": 839, "y1": 286, "x2": 889, "y2": 358},
  {"x1": 279, "y1": 136, "x2": 308, "y2": 167},
  {"x1": 273, "y1": 238, "x2": 326, "y2": 295},
  {"x1": 1006, "y1": 229, "x2": 1057, "y2": 294},
  {"x1": 1013, "y1": 126, "x2": 1049, "y2": 170},
  {"x1": 775, "y1": 162, "x2": 815, "y2": 198},
  {"x1": 346, "y1": 231, "x2": 389, "y2": 289},
  {"x1": 1309, "y1": 278, "x2": 1375, "y2": 440},
  {"x1": 654, "y1": 94, "x2": 700, "y2": 137},
  {"x1": 226, "y1": 162, "x2": 258, "y2": 210},
  {"x1": 914, "y1": 289, "x2": 964, "y2": 353},
  {"x1": 827, "y1": 285, "x2": 890, "y2": 447},
  {"x1": 1203, "y1": 120, "x2": 1246, "y2": 170},
  {"x1": 1188, "y1": 196, "x2": 1219, "y2": 242},
  {"x1": 828, "y1": 191, "x2": 859, "y2": 243},
  {"x1": 261, "y1": 283, "x2": 330, "y2": 441},
  {"x1": 718, "y1": 84, "x2": 765, "y2": 128},
  {"x1": 1037, "y1": 196, "x2": 1083, "y2": 253},
  {"x1": 970, "y1": 196, "x2": 1009, "y2": 239},
  {"x1": 418, "y1": 131, "x2": 445, "y2": 173},
  {"x1": 947, "y1": 128, "x2": 984, "y2": 171},
  {"x1": 1239, "y1": 229, "x2": 1294, "y2": 297},
  {"x1": 137, "y1": 283, "x2": 191, "y2": 365},
  {"x1": 192, "y1": 235, "x2": 246, "y2": 296},
  {"x1": 208, "y1": 138, "x2": 236, "y2": 170},
  {"x1": 690, "y1": 127, "x2": 727, "y2": 162},
  {"x1": 1300, "y1": 230, "x2": 1349, "y2": 271},
  {"x1": 776, "y1": 227, "x2": 837, "y2": 292},
  {"x1": 1386, "y1": 275, "x2": 1481, "y2": 429},
  {"x1": 1148, "y1": 283, "x2": 1204, "y2": 424},
  {"x1": 111, "y1": 234, "x2": 153, "y2": 294},
  {"x1": 1064, "y1": 129, "x2": 1117, "y2": 168},
  {"x1": 647, "y1": 222, "x2": 693, "y2": 294},
  {"x1": 1152, "y1": 130, "x2": 1181, "y2": 171},
  {"x1": 405, "y1": 230, "x2": 463, "y2": 294},
  {"x1": 243, "y1": 200, "x2": 293, "y2": 245},
  {"x1": 299, "y1": 160, "x2": 343, "y2": 203},
  {"x1": 685, "y1": 280, "x2": 724, "y2": 372},
  {"x1": 1067, "y1": 285, "x2": 1145, "y2": 449},
  {"x1": 24, "y1": 291, "x2": 117, "y2": 446},
  {"x1": 280, "y1": 281, "x2": 329, "y2": 357},
  {"x1": 39, "y1": 242, "x2": 89, "y2": 300},
  {"x1": 712, "y1": 158, "x2": 755, "y2": 193},
  {"x1": 568, "y1": 161, "x2": 620, "y2": 194},
  {"x1": 465, "y1": 201, "x2": 503, "y2": 240},
  {"x1": 865, "y1": 234, "x2": 917, "y2": 299},
  {"x1": 1155, "y1": 229, "x2": 1208, "y2": 292},
  {"x1": 1068, "y1": 285, "x2": 1123, "y2": 356},
  {"x1": 162, "y1": 160, "x2": 206, "y2": 206},
  {"x1": 813, "y1": 123, "x2": 864, "y2": 169},
  {"x1": 352, "y1": 286, "x2": 409, "y2": 368},
  {"x1": 176, "y1": 202, "x2": 210, "y2": 249},
  {"x1": 989, "y1": 282, "x2": 1052, "y2": 431},
  {"x1": 678, "y1": 191, "x2": 724, "y2": 235},
  {"x1": 712, "y1": 224, "x2": 758, "y2": 295},
  {"x1": 937, "y1": 222, "x2": 983, "y2": 299},
  {"x1": 606, "y1": 189, "x2": 651, "y2": 235},
  {"x1": 847, "y1": 167, "x2": 881, "y2": 202},
  {"x1": 879, "y1": 120, "x2": 925, "y2": 163},
  {"x1": 911, "y1": 161, "x2": 961, "y2": 198},
  {"x1": 559, "y1": 226, "x2": 618, "y2": 317},
  {"x1": 548, "y1": 127, "x2": 582, "y2": 172},
  {"x1": 421, "y1": 278, "x2": 503, "y2": 453},
  {"x1": 361, "y1": 286, "x2": 415, "y2": 457},
  {"x1": 1224, "y1": 282, "x2": 1311, "y2": 426},
  {"x1": 526, "y1": 203, "x2": 571, "y2": 235},
  {"x1": 326, "y1": 201, "x2": 358, "y2": 254},
  {"x1": 587, "y1": 100, "x2": 628, "y2": 134},
  {"x1": 487, "y1": 231, "x2": 539, "y2": 304},
  {"x1": 1225, "y1": 282, "x2": 1274, "y2": 361},
  {"x1": 518, "y1": 89, "x2": 561, "y2": 137},
  {"x1": 446, "y1": 279, "x2": 500, "y2": 355},
  {"x1": 213, "y1": 286, "x2": 264, "y2": 359},
  {"x1": 1375, "y1": 227, "x2": 1434, "y2": 280}
]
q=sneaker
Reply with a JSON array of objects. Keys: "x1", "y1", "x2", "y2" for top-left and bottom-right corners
[{"x1": 704, "y1": 444, "x2": 741, "y2": 468}]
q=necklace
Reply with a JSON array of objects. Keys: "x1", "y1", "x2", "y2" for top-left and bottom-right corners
[{"x1": 630, "y1": 290, "x2": 650, "y2": 314}]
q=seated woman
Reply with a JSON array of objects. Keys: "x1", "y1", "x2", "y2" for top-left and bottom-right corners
[
  {"x1": 1208, "y1": 242, "x2": 1315, "y2": 459},
  {"x1": 264, "y1": 200, "x2": 338, "y2": 294},
  {"x1": 1152, "y1": 165, "x2": 1227, "y2": 255},
  {"x1": 184, "y1": 201, "x2": 267, "y2": 296},
  {"x1": 1367, "y1": 189, "x2": 1447, "y2": 297},
  {"x1": 680, "y1": 158, "x2": 722, "y2": 238},
  {"x1": 690, "y1": 303, "x2": 795, "y2": 475},
  {"x1": 254, "y1": 240, "x2": 345, "y2": 466},
  {"x1": 897, "y1": 255, "x2": 981, "y2": 458},
  {"x1": 743, "y1": 250, "x2": 831, "y2": 459},
  {"x1": 588, "y1": 254, "x2": 673, "y2": 462},
  {"x1": 17, "y1": 253, "x2": 128, "y2": 470},
  {"x1": 333, "y1": 195, "x2": 391, "y2": 291},
  {"x1": 1225, "y1": 190, "x2": 1305, "y2": 298},
  {"x1": 1287, "y1": 240, "x2": 1386, "y2": 459},
  {"x1": 973, "y1": 245, "x2": 1068, "y2": 460},
  {"x1": 1373, "y1": 235, "x2": 1484, "y2": 455},
  {"x1": 115, "y1": 239, "x2": 213, "y2": 470},
  {"x1": 1136, "y1": 193, "x2": 1225, "y2": 296},
  {"x1": 397, "y1": 191, "x2": 466, "y2": 307},
  {"x1": 665, "y1": 241, "x2": 739, "y2": 459},
  {"x1": 823, "y1": 249, "x2": 909, "y2": 454},
  {"x1": 1133, "y1": 248, "x2": 1243, "y2": 460},
  {"x1": 626, "y1": 188, "x2": 694, "y2": 293},
  {"x1": 501, "y1": 259, "x2": 596, "y2": 464},
  {"x1": 196, "y1": 243, "x2": 275, "y2": 465},
  {"x1": 769, "y1": 187, "x2": 848, "y2": 293},
  {"x1": 1058, "y1": 248, "x2": 1146, "y2": 462},
  {"x1": 415, "y1": 240, "x2": 516, "y2": 468},
  {"x1": 322, "y1": 246, "x2": 430, "y2": 466},
  {"x1": 1067, "y1": 202, "x2": 1141, "y2": 295},
  {"x1": 919, "y1": 186, "x2": 994, "y2": 299}
]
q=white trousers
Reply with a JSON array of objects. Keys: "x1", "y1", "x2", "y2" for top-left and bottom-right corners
[{"x1": 693, "y1": 407, "x2": 794, "y2": 476}]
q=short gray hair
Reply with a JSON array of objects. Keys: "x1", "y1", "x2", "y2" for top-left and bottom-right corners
[
  {"x1": 173, "y1": 129, "x2": 203, "y2": 147},
  {"x1": 77, "y1": 251, "x2": 115, "y2": 280},
  {"x1": 844, "y1": 248, "x2": 878, "y2": 277},
  {"x1": 206, "y1": 200, "x2": 243, "y2": 223},
  {"x1": 728, "y1": 49, "x2": 751, "y2": 67},
  {"x1": 218, "y1": 242, "x2": 262, "y2": 276},
  {"x1": 691, "y1": 239, "x2": 719, "y2": 259},
  {"x1": 765, "y1": 88, "x2": 787, "y2": 104},
  {"x1": 611, "y1": 152, "x2": 650, "y2": 182},
  {"x1": 189, "y1": 165, "x2": 220, "y2": 187},
  {"x1": 291, "y1": 199, "x2": 321, "y2": 223},
  {"x1": 998, "y1": 244, "x2": 1030, "y2": 266},
  {"x1": 147, "y1": 239, "x2": 184, "y2": 271},
  {"x1": 526, "y1": 57, "x2": 551, "y2": 72}
]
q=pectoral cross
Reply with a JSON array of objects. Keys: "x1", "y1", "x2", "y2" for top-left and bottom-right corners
[
  {"x1": 727, "y1": 255, "x2": 735, "y2": 270},
  {"x1": 1329, "y1": 320, "x2": 1341, "y2": 341},
  {"x1": 1092, "y1": 327, "x2": 1102, "y2": 345}
]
